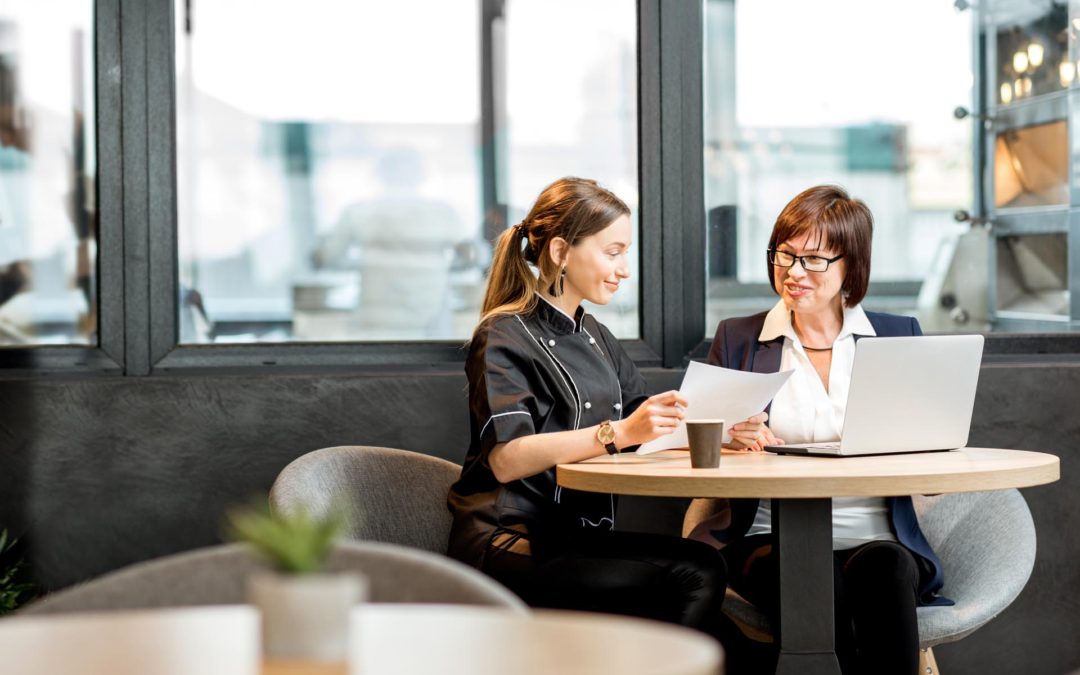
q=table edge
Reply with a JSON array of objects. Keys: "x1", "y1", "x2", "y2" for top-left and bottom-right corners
[{"x1": 556, "y1": 449, "x2": 1061, "y2": 498}]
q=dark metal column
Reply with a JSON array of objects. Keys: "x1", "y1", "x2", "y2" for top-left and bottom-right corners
[
  {"x1": 657, "y1": 0, "x2": 705, "y2": 367},
  {"x1": 773, "y1": 497, "x2": 842, "y2": 675},
  {"x1": 119, "y1": 0, "x2": 152, "y2": 375},
  {"x1": 145, "y1": 0, "x2": 180, "y2": 365},
  {"x1": 479, "y1": 0, "x2": 507, "y2": 243}
]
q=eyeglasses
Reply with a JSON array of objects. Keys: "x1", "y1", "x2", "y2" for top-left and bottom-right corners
[{"x1": 767, "y1": 249, "x2": 844, "y2": 272}]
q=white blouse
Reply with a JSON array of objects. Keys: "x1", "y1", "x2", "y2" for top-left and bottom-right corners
[{"x1": 745, "y1": 300, "x2": 897, "y2": 550}]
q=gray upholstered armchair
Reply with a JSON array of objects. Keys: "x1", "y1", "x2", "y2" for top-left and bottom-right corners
[
  {"x1": 269, "y1": 445, "x2": 461, "y2": 554},
  {"x1": 683, "y1": 488, "x2": 1036, "y2": 674}
]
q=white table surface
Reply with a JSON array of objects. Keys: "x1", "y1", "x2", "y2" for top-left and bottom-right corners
[{"x1": 0, "y1": 604, "x2": 723, "y2": 675}]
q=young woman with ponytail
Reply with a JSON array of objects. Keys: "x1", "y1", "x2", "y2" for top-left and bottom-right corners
[{"x1": 447, "y1": 177, "x2": 741, "y2": 635}]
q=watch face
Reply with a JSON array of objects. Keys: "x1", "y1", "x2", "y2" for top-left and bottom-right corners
[{"x1": 597, "y1": 422, "x2": 616, "y2": 444}]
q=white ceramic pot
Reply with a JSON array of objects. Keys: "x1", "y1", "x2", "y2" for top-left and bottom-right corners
[{"x1": 247, "y1": 571, "x2": 367, "y2": 662}]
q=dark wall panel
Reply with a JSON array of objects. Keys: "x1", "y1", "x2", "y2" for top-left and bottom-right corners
[
  {"x1": 936, "y1": 363, "x2": 1080, "y2": 675},
  {"x1": 0, "y1": 371, "x2": 471, "y2": 590}
]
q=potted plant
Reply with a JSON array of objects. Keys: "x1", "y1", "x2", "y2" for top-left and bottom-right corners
[{"x1": 226, "y1": 503, "x2": 366, "y2": 662}]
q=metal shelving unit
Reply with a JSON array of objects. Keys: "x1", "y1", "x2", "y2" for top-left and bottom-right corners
[{"x1": 981, "y1": 0, "x2": 1080, "y2": 331}]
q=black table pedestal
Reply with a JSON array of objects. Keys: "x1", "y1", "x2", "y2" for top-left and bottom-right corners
[{"x1": 773, "y1": 497, "x2": 842, "y2": 675}]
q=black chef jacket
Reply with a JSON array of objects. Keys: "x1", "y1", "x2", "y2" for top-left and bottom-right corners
[{"x1": 447, "y1": 297, "x2": 649, "y2": 568}]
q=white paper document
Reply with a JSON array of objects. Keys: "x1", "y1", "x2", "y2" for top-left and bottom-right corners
[{"x1": 636, "y1": 361, "x2": 793, "y2": 454}]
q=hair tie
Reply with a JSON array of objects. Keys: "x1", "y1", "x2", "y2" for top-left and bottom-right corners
[{"x1": 515, "y1": 223, "x2": 536, "y2": 262}]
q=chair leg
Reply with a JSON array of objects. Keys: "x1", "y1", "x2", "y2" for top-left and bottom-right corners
[{"x1": 919, "y1": 647, "x2": 939, "y2": 675}]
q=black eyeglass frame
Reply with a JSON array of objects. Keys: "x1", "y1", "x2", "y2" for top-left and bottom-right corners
[{"x1": 766, "y1": 249, "x2": 845, "y2": 272}]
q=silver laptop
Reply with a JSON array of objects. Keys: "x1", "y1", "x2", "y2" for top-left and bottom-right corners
[{"x1": 767, "y1": 334, "x2": 984, "y2": 456}]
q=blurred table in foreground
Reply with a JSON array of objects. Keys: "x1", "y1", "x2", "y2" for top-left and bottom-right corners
[{"x1": 0, "y1": 604, "x2": 722, "y2": 675}]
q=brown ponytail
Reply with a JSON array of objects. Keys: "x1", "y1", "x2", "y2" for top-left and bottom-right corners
[
  {"x1": 479, "y1": 224, "x2": 540, "y2": 322},
  {"x1": 478, "y1": 177, "x2": 630, "y2": 327}
]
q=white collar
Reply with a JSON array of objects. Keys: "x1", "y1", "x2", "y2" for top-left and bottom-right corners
[{"x1": 758, "y1": 300, "x2": 876, "y2": 343}]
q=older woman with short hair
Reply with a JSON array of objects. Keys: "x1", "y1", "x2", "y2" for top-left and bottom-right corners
[{"x1": 695, "y1": 185, "x2": 950, "y2": 675}]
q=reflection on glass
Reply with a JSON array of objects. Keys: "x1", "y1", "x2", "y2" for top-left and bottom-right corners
[
  {"x1": 0, "y1": 3, "x2": 96, "y2": 346},
  {"x1": 994, "y1": 2, "x2": 1068, "y2": 103},
  {"x1": 993, "y1": 120, "x2": 1068, "y2": 208},
  {"x1": 1027, "y1": 41, "x2": 1045, "y2": 68},
  {"x1": 1060, "y1": 60, "x2": 1076, "y2": 88},
  {"x1": 1001, "y1": 82, "x2": 1015, "y2": 104},
  {"x1": 177, "y1": 1, "x2": 481, "y2": 343},
  {"x1": 703, "y1": 0, "x2": 972, "y2": 333},
  {"x1": 177, "y1": 0, "x2": 639, "y2": 343},
  {"x1": 503, "y1": 0, "x2": 639, "y2": 338},
  {"x1": 1013, "y1": 50, "x2": 1030, "y2": 74}
]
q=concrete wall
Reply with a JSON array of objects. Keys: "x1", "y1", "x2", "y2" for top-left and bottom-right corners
[{"x1": 0, "y1": 362, "x2": 1075, "y2": 673}]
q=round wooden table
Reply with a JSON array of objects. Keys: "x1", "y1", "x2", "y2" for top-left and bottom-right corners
[
  {"x1": 0, "y1": 604, "x2": 723, "y2": 675},
  {"x1": 557, "y1": 447, "x2": 1060, "y2": 675}
]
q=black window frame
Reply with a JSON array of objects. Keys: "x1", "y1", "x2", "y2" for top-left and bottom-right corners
[{"x1": 0, "y1": 0, "x2": 1076, "y2": 379}]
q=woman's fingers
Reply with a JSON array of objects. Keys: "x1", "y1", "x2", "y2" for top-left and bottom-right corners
[
  {"x1": 651, "y1": 390, "x2": 689, "y2": 408},
  {"x1": 730, "y1": 427, "x2": 764, "y2": 438},
  {"x1": 730, "y1": 412, "x2": 769, "y2": 432},
  {"x1": 648, "y1": 404, "x2": 686, "y2": 419},
  {"x1": 761, "y1": 428, "x2": 784, "y2": 446},
  {"x1": 649, "y1": 416, "x2": 680, "y2": 429},
  {"x1": 726, "y1": 424, "x2": 785, "y2": 452},
  {"x1": 726, "y1": 439, "x2": 759, "y2": 452},
  {"x1": 730, "y1": 426, "x2": 764, "y2": 439}
]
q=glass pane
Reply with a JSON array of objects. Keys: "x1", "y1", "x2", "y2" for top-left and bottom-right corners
[
  {"x1": 993, "y1": 120, "x2": 1069, "y2": 208},
  {"x1": 704, "y1": 0, "x2": 974, "y2": 333},
  {"x1": 0, "y1": 3, "x2": 96, "y2": 346},
  {"x1": 502, "y1": 0, "x2": 639, "y2": 338},
  {"x1": 993, "y1": 2, "x2": 1069, "y2": 104},
  {"x1": 177, "y1": 0, "x2": 640, "y2": 343},
  {"x1": 177, "y1": 1, "x2": 480, "y2": 343}
]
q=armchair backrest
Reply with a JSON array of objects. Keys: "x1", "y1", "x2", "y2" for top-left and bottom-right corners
[
  {"x1": 21, "y1": 541, "x2": 527, "y2": 615},
  {"x1": 270, "y1": 445, "x2": 462, "y2": 554}
]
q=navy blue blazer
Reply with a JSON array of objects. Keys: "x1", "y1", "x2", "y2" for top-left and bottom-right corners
[{"x1": 706, "y1": 308, "x2": 953, "y2": 607}]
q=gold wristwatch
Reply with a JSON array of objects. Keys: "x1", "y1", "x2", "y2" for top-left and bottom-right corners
[{"x1": 597, "y1": 420, "x2": 619, "y2": 455}]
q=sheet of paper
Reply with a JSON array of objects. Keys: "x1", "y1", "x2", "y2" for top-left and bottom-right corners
[{"x1": 636, "y1": 361, "x2": 793, "y2": 454}]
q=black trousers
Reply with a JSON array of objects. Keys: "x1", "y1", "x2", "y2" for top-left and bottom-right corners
[
  {"x1": 722, "y1": 534, "x2": 924, "y2": 675},
  {"x1": 481, "y1": 529, "x2": 728, "y2": 637}
]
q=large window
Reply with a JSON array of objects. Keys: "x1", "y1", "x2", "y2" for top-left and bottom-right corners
[
  {"x1": 4, "y1": 0, "x2": 1075, "y2": 377},
  {"x1": 0, "y1": 2, "x2": 96, "y2": 346},
  {"x1": 502, "y1": 0, "x2": 640, "y2": 337},
  {"x1": 704, "y1": 0, "x2": 976, "y2": 334},
  {"x1": 175, "y1": 0, "x2": 639, "y2": 344}
]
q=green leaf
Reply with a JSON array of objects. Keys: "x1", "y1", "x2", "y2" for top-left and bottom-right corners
[
  {"x1": 224, "y1": 499, "x2": 345, "y2": 574},
  {"x1": 0, "y1": 529, "x2": 36, "y2": 615}
]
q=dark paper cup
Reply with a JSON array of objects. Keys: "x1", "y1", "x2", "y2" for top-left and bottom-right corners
[{"x1": 686, "y1": 419, "x2": 724, "y2": 468}]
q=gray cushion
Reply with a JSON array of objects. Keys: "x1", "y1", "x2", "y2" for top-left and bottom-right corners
[
  {"x1": 19, "y1": 541, "x2": 527, "y2": 616},
  {"x1": 269, "y1": 446, "x2": 461, "y2": 554},
  {"x1": 683, "y1": 489, "x2": 1036, "y2": 649},
  {"x1": 914, "y1": 489, "x2": 1035, "y2": 647}
]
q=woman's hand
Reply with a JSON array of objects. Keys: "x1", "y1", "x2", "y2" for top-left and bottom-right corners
[
  {"x1": 615, "y1": 390, "x2": 689, "y2": 448},
  {"x1": 725, "y1": 412, "x2": 782, "y2": 452}
]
